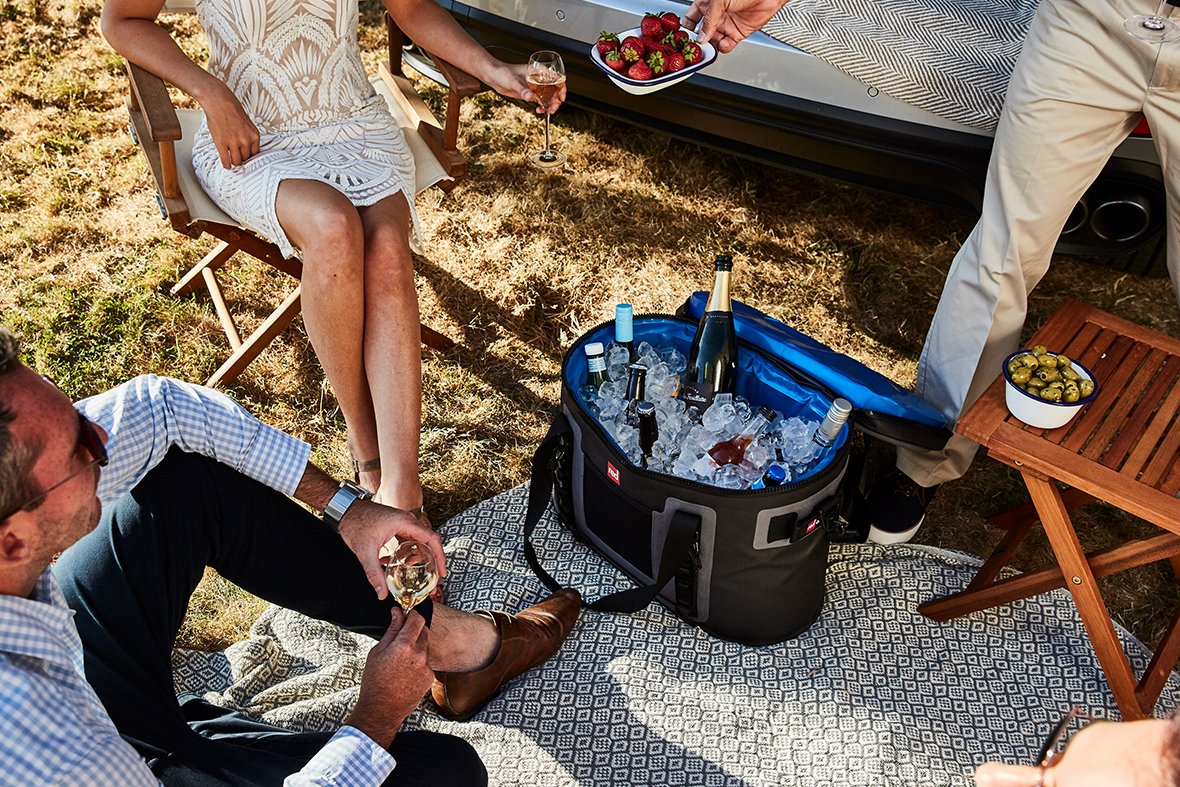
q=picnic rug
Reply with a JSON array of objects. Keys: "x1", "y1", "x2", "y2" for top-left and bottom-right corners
[
  {"x1": 762, "y1": 0, "x2": 1042, "y2": 131},
  {"x1": 173, "y1": 483, "x2": 1179, "y2": 786}
]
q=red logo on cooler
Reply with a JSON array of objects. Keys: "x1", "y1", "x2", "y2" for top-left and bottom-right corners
[{"x1": 606, "y1": 462, "x2": 621, "y2": 485}]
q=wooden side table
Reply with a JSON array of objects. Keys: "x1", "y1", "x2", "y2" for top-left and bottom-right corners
[{"x1": 919, "y1": 299, "x2": 1180, "y2": 720}]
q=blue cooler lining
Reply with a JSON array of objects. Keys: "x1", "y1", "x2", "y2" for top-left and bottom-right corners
[{"x1": 564, "y1": 317, "x2": 848, "y2": 475}]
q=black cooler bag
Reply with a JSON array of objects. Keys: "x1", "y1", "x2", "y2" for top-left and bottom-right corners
[{"x1": 524, "y1": 299, "x2": 952, "y2": 646}]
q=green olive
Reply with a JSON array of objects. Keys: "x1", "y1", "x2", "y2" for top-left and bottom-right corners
[
  {"x1": 1010, "y1": 367, "x2": 1032, "y2": 385},
  {"x1": 1037, "y1": 354, "x2": 1059, "y2": 369},
  {"x1": 1039, "y1": 387, "x2": 1063, "y2": 402},
  {"x1": 1019, "y1": 353, "x2": 1040, "y2": 369},
  {"x1": 1060, "y1": 366, "x2": 1080, "y2": 382},
  {"x1": 1056, "y1": 355, "x2": 1072, "y2": 369},
  {"x1": 1028, "y1": 377, "x2": 1047, "y2": 390},
  {"x1": 1032, "y1": 345, "x2": 1049, "y2": 356},
  {"x1": 1079, "y1": 379, "x2": 1095, "y2": 398},
  {"x1": 1036, "y1": 368, "x2": 1062, "y2": 383},
  {"x1": 1063, "y1": 386, "x2": 1080, "y2": 403}
]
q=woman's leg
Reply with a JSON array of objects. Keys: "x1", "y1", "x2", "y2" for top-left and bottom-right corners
[
  {"x1": 276, "y1": 180, "x2": 383, "y2": 493},
  {"x1": 357, "y1": 192, "x2": 423, "y2": 510}
]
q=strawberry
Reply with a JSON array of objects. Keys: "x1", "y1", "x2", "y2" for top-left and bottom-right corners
[
  {"x1": 640, "y1": 13, "x2": 664, "y2": 39},
  {"x1": 681, "y1": 41, "x2": 703, "y2": 64},
  {"x1": 620, "y1": 36, "x2": 645, "y2": 63},
  {"x1": 627, "y1": 60, "x2": 654, "y2": 80},
  {"x1": 645, "y1": 37, "x2": 666, "y2": 55},
  {"x1": 646, "y1": 50, "x2": 666, "y2": 76},
  {"x1": 665, "y1": 51, "x2": 686, "y2": 72},
  {"x1": 595, "y1": 31, "x2": 620, "y2": 56},
  {"x1": 672, "y1": 29, "x2": 690, "y2": 46},
  {"x1": 603, "y1": 49, "x2": 626, "y2": 72},
  {"x1": 660, "y1": 11, "x2": 680, "y2": 32}
]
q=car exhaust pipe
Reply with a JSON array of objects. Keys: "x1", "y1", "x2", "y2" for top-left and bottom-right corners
[
  {"x1": 1090, "y1": 189, "x2": 1152, "y2": 243},
  {"x1": 1062, "y1": 196, "x2": 1089, "y2": 235}
]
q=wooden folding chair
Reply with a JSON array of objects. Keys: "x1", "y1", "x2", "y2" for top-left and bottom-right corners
[{"x1": 123, "y1": 5, "x2": 484, "y2": 386}]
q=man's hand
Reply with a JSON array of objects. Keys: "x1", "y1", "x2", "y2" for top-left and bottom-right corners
[
  {"x1": 682, "y1": 0, "x2": 789, "y2": 54},
  {"x1": 337, "y1": 499, "x2": 447, "y2": 600},
  {"x1": 345, "y1": 608, "x2": 433, "y2": 749}
]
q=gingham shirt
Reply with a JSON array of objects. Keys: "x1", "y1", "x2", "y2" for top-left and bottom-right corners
[{"x1": 0, "y1": 375, "x2": 397, "y2": 786}]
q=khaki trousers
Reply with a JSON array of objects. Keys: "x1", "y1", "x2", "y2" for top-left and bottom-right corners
[{"x1": 898, "y1": 0, "x2": 1180, "y2": 487}]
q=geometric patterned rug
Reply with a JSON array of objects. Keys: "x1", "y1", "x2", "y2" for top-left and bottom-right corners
[
  {"x1": 173, "y1": 484, "x2": 1179, "y2": 786},
  {"x1": 763, "y1": 0, "x2": 1041, "y2": 130}
]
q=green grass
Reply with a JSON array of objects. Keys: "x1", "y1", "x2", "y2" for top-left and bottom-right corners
[{"x1": 3, "y1": 0, "x2": 1179, "y2": 652}]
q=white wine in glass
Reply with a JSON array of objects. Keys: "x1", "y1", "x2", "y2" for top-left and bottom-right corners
[
  {"x1": 527, "y1": 50, "x2": 566, "y2": 169},
  {"x1": 1125, "y1": 0, "x2": 1180, "y2": 42},
  {"x1": 385, "y1": 540, "x2": 438, "y2": 612}
]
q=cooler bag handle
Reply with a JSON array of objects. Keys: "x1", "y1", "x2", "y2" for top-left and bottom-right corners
[{"x1": 524, "y1": 415, "x2": 701, "y2": 614}]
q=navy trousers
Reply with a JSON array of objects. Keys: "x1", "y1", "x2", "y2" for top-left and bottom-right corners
[{"x1": 54, "y1": 449, "x2": 485, "y2": 786}]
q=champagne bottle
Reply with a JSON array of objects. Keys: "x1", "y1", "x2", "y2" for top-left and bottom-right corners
[
  {"x1": 623, "y1": 363, "x2": 648, "y2": 427},
  {"x1": 636, "y1": 401, "x2": 658, "y2": 468},
  {"x1": 707, "y1": 406, "x2": 775, "y2": 466},
  {"x1": 681, "y1": 254, "x2": 737, "y2": 416}
]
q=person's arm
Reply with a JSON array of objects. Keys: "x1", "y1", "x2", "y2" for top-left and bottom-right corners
[
  {"x1": 682, "y1": 0, "x2": 791, "y2": 53},
  {"x1": 285, "y1": 609, "x2": 434, "y2": 786},
  {"x1": 78, "y1": 375, "x2": 312, "y2": 506},
  {"x1": 381, "y1": 0, "x2": 566, "y2": 113},
  {"x1": 295, "y1": 464, "x2": 447, "y2": 599},
  {"x1": 100, "y1": 0, "x2": 259, "y2": 167}
]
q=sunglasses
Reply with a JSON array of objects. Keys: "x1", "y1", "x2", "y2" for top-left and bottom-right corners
[
  {"x1": 1035, "y1": 705, "x2": 1095, "y2": 768},
  {"x1": 0, "y1": 408, "x2": 108, "y2": 522}
]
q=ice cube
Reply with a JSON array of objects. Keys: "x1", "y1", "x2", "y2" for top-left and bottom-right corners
[{"x1": 702, "y1": 402, "x2": 737, "y2": 432}]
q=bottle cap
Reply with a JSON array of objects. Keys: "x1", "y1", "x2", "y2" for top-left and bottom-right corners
[
  {"x1": 829, "y1": 398, "x2": 853, "y2": 421},
  {"x1": 615, "y1": 304, "x2": 634, "y2": 342},
  {"x1": 757, "y1": 406, "x2": 776, "y2": 421},
  {"x1": 636, "y1": 401, "x2": 656, "y2": 416},
  {"x1": 585, "y1": 342, "x2": 605, "y2": 356},
  {"x1": 626, "y1": 362, "x2": 648, "y2": 377},
  {"x1": 714, "y1": 254, "x2": 733, "y2": 272},
  {"x1": 765, "y1": 464, "x2": 788, "y2": 485}
]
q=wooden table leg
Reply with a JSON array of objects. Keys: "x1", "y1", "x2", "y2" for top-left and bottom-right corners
[{"x1": 1025, "y1": 471, "x2": 1146, "y2": 720}]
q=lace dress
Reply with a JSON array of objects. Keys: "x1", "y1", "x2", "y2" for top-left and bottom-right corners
[{"x1": 192, "y1": 0, "x2": 420, "y2": 259}]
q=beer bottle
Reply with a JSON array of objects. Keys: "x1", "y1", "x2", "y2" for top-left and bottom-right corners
[
  {"x1": 681, "y1": 255, "x2": 737, "y2": 415},
  {"x1": 623, "y1": 363, "x2": 648, "y2": 427},
  {"x1": 750, "y1": 463, "x2": 789, "y2": 490},
  {"x1": 636, "y1": 401, "x2": 658, "y2": 468}
]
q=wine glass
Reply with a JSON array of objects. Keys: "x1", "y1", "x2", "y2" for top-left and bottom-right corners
[
  {"x1": 385, "y1": 540, "x2": 438, "y2": 612},
  {"x1": 527, "y1": 51, "x2": 566, "y2": 169},
  {"x1": 1124, "y1": 0, "x2": 1180, "y2": 42}
]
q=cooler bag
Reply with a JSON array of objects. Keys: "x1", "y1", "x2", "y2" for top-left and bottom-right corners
[{"x1": 523, "y1": 298, "x2": 952, "y2": 646}]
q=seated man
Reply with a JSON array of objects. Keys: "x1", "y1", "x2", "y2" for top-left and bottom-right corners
[{"x1": 0, "y1": 324, "x2": 581, "y2": 785}]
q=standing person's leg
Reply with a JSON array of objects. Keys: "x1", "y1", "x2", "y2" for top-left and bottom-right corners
[
  {"x1": 54, "y1": 449, "x2": 483, "y2": 784},
  {"x1": 356, "y1": 193, "x2": 424, "y2": 511},
  {"x1": 277, "y1": 180, "x2": 384, "y2": 495},
  {"x1": 1142, "y1": 27, "x2": 1180, "y2": 310},
  {"x1": 875, "y1": 0, "x2": 1150, "y2": 537}
]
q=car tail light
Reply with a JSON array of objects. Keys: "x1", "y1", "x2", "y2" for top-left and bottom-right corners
[{"x1": 1131, "y1": 118, "x2": 1152, "y2": 138}]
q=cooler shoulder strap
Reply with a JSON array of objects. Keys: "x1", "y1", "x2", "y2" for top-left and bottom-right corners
[{"x1": 524, "y1": 414, "x2": 700, "y2": 614}]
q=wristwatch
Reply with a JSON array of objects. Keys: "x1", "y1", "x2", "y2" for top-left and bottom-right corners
[{"x1": 322, "y1": 480, "x2": 373, "y2": 530}]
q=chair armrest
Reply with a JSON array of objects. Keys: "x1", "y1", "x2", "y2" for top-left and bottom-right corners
[{"x1": 125, "y1": 61, "x2": 182, "y2": 143}]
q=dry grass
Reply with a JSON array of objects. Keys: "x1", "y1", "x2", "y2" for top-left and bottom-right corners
[{"x1": 3, "y1": 0, "x2": 1179, "y2": 651}]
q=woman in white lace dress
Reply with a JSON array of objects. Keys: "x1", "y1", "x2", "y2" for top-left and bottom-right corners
[{"x1": 101, "y1": 0, "x2": 562, "y2": 517}]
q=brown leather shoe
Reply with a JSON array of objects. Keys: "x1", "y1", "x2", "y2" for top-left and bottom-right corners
[{"x1": 432, "y1": 588, "x2": 582, "y2": 721}]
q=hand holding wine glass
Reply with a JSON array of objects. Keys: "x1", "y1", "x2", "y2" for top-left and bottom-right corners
[
  {"x1": 385, "y1": 540, "x2": 439, "y2": 612},
  {"x1": 527, "y1": 50, "x2": 567, "y2": 169}
]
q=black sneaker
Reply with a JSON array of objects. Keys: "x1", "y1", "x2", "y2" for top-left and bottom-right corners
[{"x1": 865, "y1": 470, "x2": 940, "y2": 544}]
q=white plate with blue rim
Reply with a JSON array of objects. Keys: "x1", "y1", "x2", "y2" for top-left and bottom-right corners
[{"x1": 589, "y1": 26, "x2": 718, "y2": 95}]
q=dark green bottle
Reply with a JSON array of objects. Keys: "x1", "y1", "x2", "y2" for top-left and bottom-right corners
[{"x1": 680, "y1": 254, "x2": 737, "y2": 416}]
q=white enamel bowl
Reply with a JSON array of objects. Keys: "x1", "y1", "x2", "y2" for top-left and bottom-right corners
[
  {"x1": 589, "y1": 26, "x2": 717, "y2": 95},
  {"x1": 1002, "y1": 350, "x2": 1098, "y2": 429}
]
